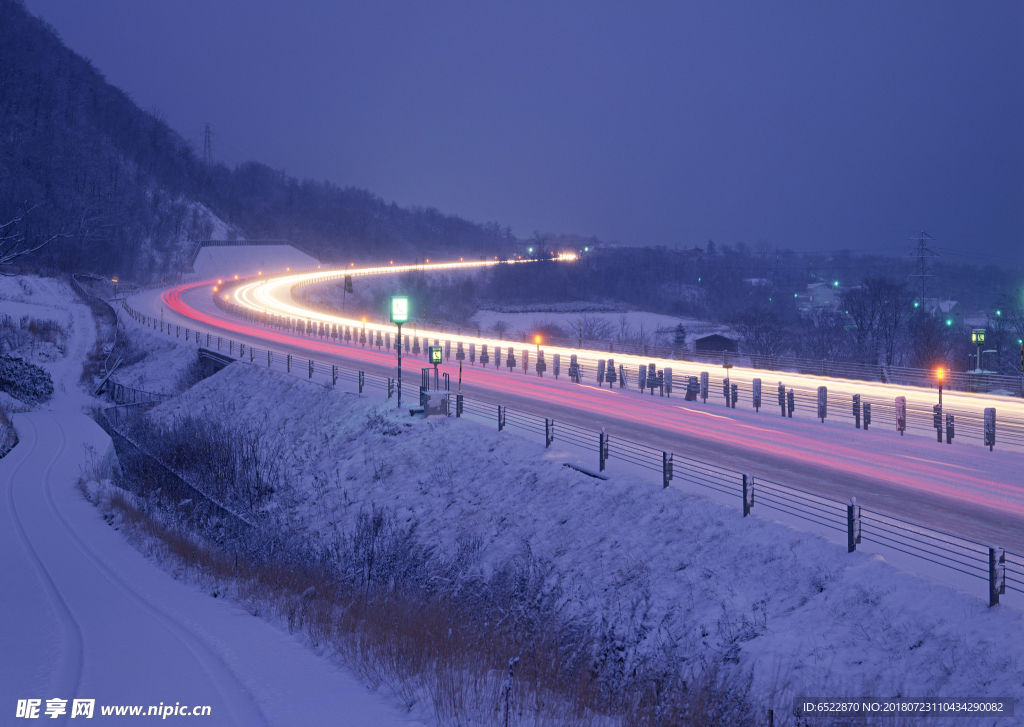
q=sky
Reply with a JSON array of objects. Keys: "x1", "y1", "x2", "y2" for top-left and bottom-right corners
[{"x1": 24, "y1": 1, "x2": 1024, "y2": 264}]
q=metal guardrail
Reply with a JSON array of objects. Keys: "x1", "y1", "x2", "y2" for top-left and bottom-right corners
[{"x1": 120, "y1": 296, "x2": 1020, "y2": 608}]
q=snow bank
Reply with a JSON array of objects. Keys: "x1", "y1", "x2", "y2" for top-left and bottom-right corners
[{"x1": 147, "y1": 363, "x2": 1024, "y2": 718}]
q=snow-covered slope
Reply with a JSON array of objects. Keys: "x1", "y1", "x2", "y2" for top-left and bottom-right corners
[{"x1": 148, "y1": 363, "x2": 1024, "y2": 718}]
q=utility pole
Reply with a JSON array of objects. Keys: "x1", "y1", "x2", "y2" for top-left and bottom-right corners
[
  {"x1": 906, "y1": 231, "x2": 938, "y2": 302},
  {"x1": 203, "y1": 123, "x2": 213, "y2": 166}
]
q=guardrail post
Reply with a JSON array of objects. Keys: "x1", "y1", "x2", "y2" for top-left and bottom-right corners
[
  {"x1": 456, "y1": 394, "x2": 463, "y2": 418},
  {"x1": 599, "y1": 428, "x2": 608, "y2": 471},
  {"x1": 332, "y1": 365, "x2": 337, "y2": 386},
  {"x1": 864, "y1": 402, "x2": 871, "y2": 430},
  {"x1": 990, "y1": 547, "x2": 1005, "y2": 607},
  {"x1": 662, "y1": 452, "x2": 673, "y2": 488},
  {"x1": 498, "y1": 405, "x2": 505, "y2": 431},
  {"x1": 358, "y1": 371, "x2": 364, "y2": 394},
  {"x1": 230, "y1": 340, "x2": 234, "y2": 355},
  {"x1": 742, "y1": 475, "x2": 754, "y2": 516},
  {"x1": 267, "y1": 351, "x2": 272, "y2": 367},
  {"x1": 206, "y1": 333, "x2": 210, "y2": 347},
  {"x1": 388, "y1": 377, "x2": 394, "y2": 399},
  {"x1": 287, "y1": 354, "x2": 291, "y2": 373},
  {"x1": 545, "y1": 418, "x2": 554, "y2": 447},
  {"x1": 308, "y1": 359, "x2": 313, "y2": 379},
  {"x1": 852, "y1": 394, "x2": 861, "y2": 428},
  {"x1": 847, "y1": 497, "x2": 860, "y2": 552},
  {"x1": 249, "y1": 346, "x2": 254, "y2": 362},
  {"x1": 217, "y1": 336, "x2": 221, "y2": 350}
]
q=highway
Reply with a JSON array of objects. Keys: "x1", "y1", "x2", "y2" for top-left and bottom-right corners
[
  {"x1": 221, "y1": 263, "x2": 1024, "y2": 449},
  {"x1": 123, "y1": 268, "x2": 1024, "y2": 553}
]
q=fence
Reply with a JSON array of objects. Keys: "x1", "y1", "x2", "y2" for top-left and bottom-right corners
[
  {"x1": 117, "y1": 296, "x2": 1023, "y2": 608},
  {"x1": 97, "y1": 403, "x2": 257, "y2": 533}
]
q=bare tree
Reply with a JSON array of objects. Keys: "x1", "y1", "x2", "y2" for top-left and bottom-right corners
[
  {"x1": 0, "y1": 206, "x2": 64, "y2": 271},
  {"x1": 735, "y1": 306, "x2": 790, "y2": 358},
  {"x1": 842, "y1": 282, "x2": 883, "y2": 362},
  {"x1": 875, "y1": 280, "x2": 914, "y2": 366},
  {"x1": 800, "y1": 309, "x2": 851, "y2": 361}
]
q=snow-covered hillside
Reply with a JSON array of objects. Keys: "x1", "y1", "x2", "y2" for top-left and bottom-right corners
[{"x1": 146, "y1": 363, "x2": 1024, "y2": 721}]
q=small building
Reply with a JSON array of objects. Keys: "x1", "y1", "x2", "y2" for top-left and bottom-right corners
[
  {"x1": 807, "y1": 282, "x2": 842, "y2": 308},
  {"x1": 694, "y1": 334, "x2": 738, "y2": 353},
  {"x1": 922, "y1": 299, "x2": 964, "y2": 325}
]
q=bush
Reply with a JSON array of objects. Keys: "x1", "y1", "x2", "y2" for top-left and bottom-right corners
[{"x1": 0, "y1": 356, "x2": 54, "y2": 405}]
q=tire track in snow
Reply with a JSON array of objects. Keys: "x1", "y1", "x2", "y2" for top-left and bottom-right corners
[
  {"x1": 4, "y1": 414, "x2": 83, "y2": 708},
  {"x1": 36, "y1": 413, "x2": 268, "y2": 727}
]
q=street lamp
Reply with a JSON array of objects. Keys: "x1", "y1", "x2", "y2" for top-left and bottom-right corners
[
  {"x1": 391, "y1": 296, "x2": 409, "y2": 406},
  {"x1": 111, "y1": 276, "x2": 119, "y2": 298},
  {"x1": 936, "y1": 367, "x2": 944, "y2": 407}
]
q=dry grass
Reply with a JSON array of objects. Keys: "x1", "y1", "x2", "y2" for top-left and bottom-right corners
[{"x1": 87, "y1": 476, "x2": 774, "y2": 727}]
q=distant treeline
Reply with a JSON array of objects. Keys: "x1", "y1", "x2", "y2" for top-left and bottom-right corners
[{"x1": 0, "y1": 0, "x2": 510, "y2": 281}]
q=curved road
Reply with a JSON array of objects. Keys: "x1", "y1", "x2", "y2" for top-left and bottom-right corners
[
  {"x1": 133, "y1": 278, "x2": 1024, "y2": 552},
  {"x1": 0, "y1": 412, "x2": 425, "y2": 725}
]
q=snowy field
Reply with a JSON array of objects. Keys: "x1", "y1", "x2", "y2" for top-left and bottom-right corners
[
  {"x1": 146, "y1": 363, "x2": 1024, "y2": 723},
  {"x1": 471, "y1": 306, "x2": 732, "y2": 343},
  {"x1": 193, "y1": 244, "x2": 321, "y2": 278}
]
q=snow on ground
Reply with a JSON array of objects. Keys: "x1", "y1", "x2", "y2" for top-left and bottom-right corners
[
  {"x1": 110, "y1": 328, "x2": 198, "y2": 395},
  {"x1": 148, "y1": 363, "x2": 1024, "y2": 722},
  {"x1": 471, "y1": 307, "x2": 732, "y2": 343},
  {"x1": 193, "y1": 245, "x2": 321, "y2": 279},
  {"x1": 0, "y1": 274, "x2": 429, "y2": 725},
  {"x1": 1, "y1": 411, "x2": 429, "y2": 726}
]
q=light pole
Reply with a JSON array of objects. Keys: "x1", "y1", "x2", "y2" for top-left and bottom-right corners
[
  {"x1": 391, "y1": 296, "x2": 408, "y2": 407},
  {"x1": 936, "y1": 367, "x2": 944, "y2": 407},
  {"x1": 111, "y1": 276, "x2": 119, "y2": 298}
]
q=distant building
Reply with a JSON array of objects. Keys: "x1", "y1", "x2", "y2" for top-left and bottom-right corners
[
  {"x1": 807, "y1": 282, "x2": 842, "y2": 308},
  {"x1": 743, "y1": 278, "x2": 772, "y2": 287},
  {"x1": 694, "y1": 334, "x2": 738, "y2": 353},
  {"x1": 921, "y1": 299, "x2": 964, "y2": 325}
]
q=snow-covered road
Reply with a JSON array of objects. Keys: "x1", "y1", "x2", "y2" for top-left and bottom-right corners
[
  {"x1": 0, "y1": 411, "x2": 426, "y2": 725},
  {"x1": 0, "y1": 274, "x2": 428, "y2": 726}
]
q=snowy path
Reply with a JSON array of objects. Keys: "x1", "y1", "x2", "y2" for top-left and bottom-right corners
[
  {"x1": 0, "y1": 275, "x2": 427, "y2": 725},
  {"x1": 0, "y1": 411, "x2": 426, "y2": 725}
]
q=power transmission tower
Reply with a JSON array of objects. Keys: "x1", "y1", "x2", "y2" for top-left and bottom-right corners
[
  {"x1": 203, "y1": 123, "x2": 213, "y2": 165},
  {"x1": 906, "y1": 231, "x2": 938, "y2": 301}
]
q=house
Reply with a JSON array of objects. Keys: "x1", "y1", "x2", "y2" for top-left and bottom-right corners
[
  {"x1": 694, "y1": 334, "x2": 738, "y2": 353},
  {"x1": 807, "y1": 282, "x2": 842, "y2": 308},
  {"x1": 743, "y1": 278, "x2": 772, "y2": 287},
  {"x1": 921, "y1": 299, "x2": 964, "y2": 326}
]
